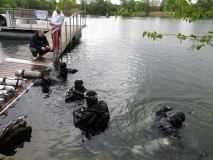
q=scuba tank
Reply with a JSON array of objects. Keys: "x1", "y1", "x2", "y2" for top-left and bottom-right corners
[
  {"x1": 0, "y1": 77, "x2": 25, "y2": 87},
  {"x1": 0, "y1": 89, "x2": 15, "y2": 98},
  {"x1": 0, "y1": 121, "x2": 14, "y2": 140},
  {"x1": 0, "y1": 90, "x2": 8, "y2": 98},
  {"x1": 12, "y1": 116, "x2": 27, "y2": 126},
  {"x1": 15, "y1": 70, "x2": 41, "y2": 79},
  {"x1": 0, "y1": 85, "x2": 16, "y2": 92},
  {"x1": 0, "y1": 97, "x2": 4, "y2": 104},
  {"x1": 0, "y1": 89, "x2": 14, "y2": 100},
  {"x1": 0, "y1": 85, "x2": 16, "y2": 101}
]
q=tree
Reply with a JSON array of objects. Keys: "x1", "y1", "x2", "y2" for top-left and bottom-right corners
[{"x1": 143, "y1": 0, "x2": 213, "y2": 50}]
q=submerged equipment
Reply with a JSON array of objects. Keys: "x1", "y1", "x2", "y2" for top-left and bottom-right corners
[
  {"x1": 0, "y1": 85, "x2": 16, "y2": 103},
  {"x1": 0, "y1": 90, "x2": 9, "y2": 98},
  {"x1": 0, "y1": 89, "x2": 15, "y2": 100},
  {"x1": 0, "y1": 77, "x2": 25, "y2": 87},
  {"x1": 0, "y1": 97, "x2": 4, "y2": 104},
  {"x1": 0, "y1": 115, "x2": 32, "y2": 153},
  {"x1": 0, "y1": 85, "x2": 16, "y2": 92},
  {"x1": 15, "y1": 70, "x2": 41, "y2": 79}
]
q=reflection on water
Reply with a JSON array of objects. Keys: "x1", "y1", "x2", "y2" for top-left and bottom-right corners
[
  {"x1": 0, "y1": 16, "x2": 213, "y2": 160},
  {"x1": 0, "y1": 39, "x2": 28, "y2": 62}
]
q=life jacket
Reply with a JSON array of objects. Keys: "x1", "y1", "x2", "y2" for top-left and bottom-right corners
[{"x1": 0, "y1": 116, "x2": 32, "y2": 154}]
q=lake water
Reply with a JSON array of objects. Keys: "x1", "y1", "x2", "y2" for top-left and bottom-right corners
[{"x1": 0, "y1": 16, "x2": 213, "y2": 160}]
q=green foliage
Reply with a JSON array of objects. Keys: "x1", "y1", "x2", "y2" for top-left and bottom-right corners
[
  {"x1": 164, "y1": 0, "x2": 213, "y2": 22},
  {"x1": 84, "y1": 0, "x2": 118, "y2": 16},
  {"x1": 57, "y1": 0, "x2": 75, "y2": 10},
  {"x1": 115, "y1": 0, "x2": 165, "y2": 17},
  {"x1": 143, "y1": 0, "x2": 213, "y2": 50},
  {"x1": 0, "y1": 0, "x2": 55, "y2": 10},
  {"x1": 115, "y1": 8, "x2": 136, "y2": 17},
  {"x1": 135, "y1": 1, "x2": 151, "y2": 14},
  {"x1": 189, "y1": 32, "x2": 213, "y2": 50},
  {"x1": 143, "y1": 31, "x2": 163, "y2": 40},
  {"x1": 143, "y1": 31, "x2": 213, "y2": 50},
  {"x1": 0, "y1": 0, "x2": 77, "y2": 15}
]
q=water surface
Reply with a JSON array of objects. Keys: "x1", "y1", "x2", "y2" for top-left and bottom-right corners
[{"x1": 0, "y1": 16, "x2": 213, "y2": 160}]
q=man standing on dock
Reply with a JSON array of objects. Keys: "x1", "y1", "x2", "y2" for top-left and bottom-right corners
[
  {"x1": 30, "y1": 29, "x2": 51, "y2": 60},
  {"x1": 49, "y1": 6, "x2": 65, "y2": 53}
]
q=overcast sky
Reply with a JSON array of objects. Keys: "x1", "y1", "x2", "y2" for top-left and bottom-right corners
[{"x1": 111, "y1": 0, "x2": 120, "y2": 5}]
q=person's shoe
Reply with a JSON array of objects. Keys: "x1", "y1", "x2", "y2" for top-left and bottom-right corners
[
  {"x1": 32, "y1": 56, "x2": 37, "y2": 60},
  {"x1": 39, "y1": 55, "x2": 46, "y2": 59}
]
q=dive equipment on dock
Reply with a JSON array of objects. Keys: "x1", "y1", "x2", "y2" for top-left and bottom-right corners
[
  {"x1": 15, "y1": 70, "x2": 41, "y2": 79},
  {"x1": 0, "y1": 77, "x2": 25, "y2": 87}
]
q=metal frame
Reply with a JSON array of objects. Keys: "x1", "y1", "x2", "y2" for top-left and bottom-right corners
[{"x1": 51, "y1": 10, "x2": 86, "y2": 57}]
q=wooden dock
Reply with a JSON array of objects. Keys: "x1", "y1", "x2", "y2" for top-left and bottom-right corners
[{"x1": 0, "y1": 10, "x2": 86, "y2": 113}]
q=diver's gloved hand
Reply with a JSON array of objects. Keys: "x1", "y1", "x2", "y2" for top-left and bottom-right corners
[
  {"x1": 162, "y1": 106, "x2": 173, "y2": 112},
  {"x1": 68, "y1": 68, "x2": 78, "y2": 74}
]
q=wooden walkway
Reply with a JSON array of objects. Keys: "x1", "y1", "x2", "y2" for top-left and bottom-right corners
[{"x1": 0, "y1": 11, "x2": 86, "y2": 113}]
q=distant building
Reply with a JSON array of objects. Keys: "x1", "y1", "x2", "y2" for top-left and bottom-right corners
[{"x1": 148, "y1": 0, "x2": 161, "y2": 6}]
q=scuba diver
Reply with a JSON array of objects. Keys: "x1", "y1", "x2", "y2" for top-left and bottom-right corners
[
  {"x1": 143, "y1": 105, "x2": 206, "y2": 159},
  {"x1": 0, "y1": 116, "x2": 32, "y2": 155},
  {"x1": 155, "y1": 106, "x2": 185, "y2": 139},
  {"x1": 33, "y1": 70, "x2": 58, "y2": 93},
  {"x1": 65, "y1": 79, "x2": 87, "y2": 103},
  {"x1": 73, "y1": 90, "x2": 110, "y2": 140},
  {"x1": 59, "y1": 62, "x2": 78, "y2": 80}
]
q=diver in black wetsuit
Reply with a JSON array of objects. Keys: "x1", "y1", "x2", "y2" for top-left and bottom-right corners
[
  {"x1": 33, "y1": 70, "x2": 57, "y2": 93},
  {"x1": 73, "y1": 90, "x2": 110, "y2": 130},
  {"x1": 59, "y1": 62, "x2": 78, "y2": 80},
  {"x1": 65, "y1": 79, "x2": 87, "y2": 102},
  {"x1": 155, "y1": 106, "x2": 185, "y2": 139}
]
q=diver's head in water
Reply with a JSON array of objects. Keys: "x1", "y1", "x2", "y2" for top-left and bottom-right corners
[
  {"x1": 170, "y1": 112, "x2": 185, "y2": 126},
  {"x1": 74, "y1": 79, "x2": 84, "y2": 90},
  {"x1": 41, "y1": 70, "x2": 50, "y2": 81},
  {"x1": 84, "y1": 90, "x2": 98, "y2": 107},
  {"x1": 59, "y1": 62, "x2": 67, "y2": 70}
]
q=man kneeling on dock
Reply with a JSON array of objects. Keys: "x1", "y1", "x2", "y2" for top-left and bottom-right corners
[{"x1": 30, "y1": 29, "x2": 52, "y2": 60}]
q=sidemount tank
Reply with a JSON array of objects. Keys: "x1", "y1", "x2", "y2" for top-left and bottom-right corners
[
  {"x1": 15, "y1": 70, "x2": 41, "y2": 79},
  {"x1": 0, "y1": 77, "x2": 24, "y2": 87}
]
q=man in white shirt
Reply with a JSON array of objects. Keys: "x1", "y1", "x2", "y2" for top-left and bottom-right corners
[{"x1": 49, "y1": 6, "x2": 65, "y2": 53}]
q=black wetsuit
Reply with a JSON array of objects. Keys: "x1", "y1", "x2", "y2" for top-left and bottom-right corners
[
  {"x1": 65, "y1": 87, "x2": 87, "y2": 102},
  {"x1": 155, "y1": 107, "x2": 181, "y2": 139},
  {"x1": 73, "y1": 100, "x2": 110, "y2": 128},
  {"x1": 59, "y1": 62, "x2": 78, "y2": 79},
  {"x1": 33, "y1": 78, "x2": 57, "y2": 86},
  {"x1": 33, "y1": 76, "x2": 57, "y2": 93}
]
